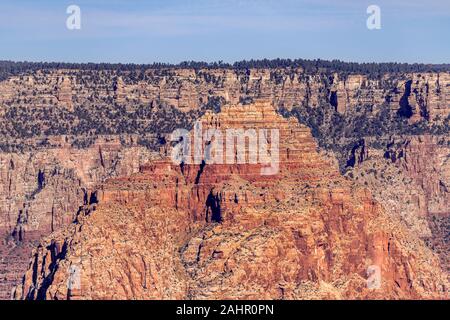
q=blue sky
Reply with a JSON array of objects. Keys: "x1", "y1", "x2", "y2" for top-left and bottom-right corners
[{"x1": 0, "y1": 0, "x2": 449, "y2": 64}]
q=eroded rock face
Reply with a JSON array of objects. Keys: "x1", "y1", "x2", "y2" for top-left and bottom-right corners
[
  {"x1": 330, "y1": 73, "x2": 450, "y2": 121},
  {"x1": 0, "y1": 69, "x2": 448, "y2": 120},
  {"x1": 57, "y1": 77, "x2": 73, "y2": 111},
  {"x1": 397, "y1": 136, "x2": 449, "y2": 216},
  {"x1": 0, "y1": 66, "x2": 448, "y2": 300},
  {"x1": 14, "y1": 103, "x2": 448, "y2": 300},
  {"x1": 347, "y1": 134, "x2": 450, "y2": 275},
  {"x1": 0, "y1": 137, "x2": 157, "y2": 299}
]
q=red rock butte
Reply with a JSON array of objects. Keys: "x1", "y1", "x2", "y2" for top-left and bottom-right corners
[{"x1": 13, "y1": 102, "x2": 448, "y2": 300}]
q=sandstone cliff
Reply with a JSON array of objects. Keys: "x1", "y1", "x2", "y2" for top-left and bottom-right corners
[
  {"x1": 0, "y1": 68, "x2": 448, "y2": 121},
  {"x1": 13, "y1": 103, "x2": 448, "y2": 300},
  {"x1": 346, "y1": 135, "x2": 450, "y2": 274},
  {"x1": 0, "y1": 137, "x2": 157, "y2": 299},
  {"x1": 0, "y1": 62, "x2": 448, "y2": 299}
]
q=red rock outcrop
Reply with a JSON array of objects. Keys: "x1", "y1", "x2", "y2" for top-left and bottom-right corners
[
  {"x1": 14, "y1": 102, "x2": 448, "y2": 300},
  {"x1": 1, "y1": 66, "x2": 448, "y2": 300},
  {"x1": 0, "y1": 137, "x2": 157, "y2": 299}
]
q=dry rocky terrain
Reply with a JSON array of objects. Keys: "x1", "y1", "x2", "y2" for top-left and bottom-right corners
[{"x1": 0, "y1": 61, "x2": 448, "y2": 299}]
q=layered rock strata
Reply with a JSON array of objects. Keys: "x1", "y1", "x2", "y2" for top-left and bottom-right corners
[
  {"x1": 0, "y1": 69, "x2": 448, "y2": 121},
  {"x1": 14, "y1": 103, "x2": 448, "y2": 300},
  {"x1": 347, "y1": 134, "x2": 450, "y2": 275},
  {"x1": 0, "y1": 65, "x2": 448, "y2": 299},
  {"x1": 0, "y1": 138, "x2": 157, "y2": 299}
]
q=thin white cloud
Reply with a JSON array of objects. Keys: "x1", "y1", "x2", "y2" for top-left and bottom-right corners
[
  {"x1": 0, "y1": 0, "x2": 448, "y2": 40},
  {"x1": 0, "y1": 2, "x2": 352, "y2": 39}
]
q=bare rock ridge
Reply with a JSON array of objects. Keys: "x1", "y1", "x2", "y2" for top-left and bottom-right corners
[{"x1": 14, "y1": 102, "x2": 448, "y2": 300}]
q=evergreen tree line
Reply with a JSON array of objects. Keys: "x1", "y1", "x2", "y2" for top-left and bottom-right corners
[{"x1": 1, "y1": 59, "x2": 449, "y2": 82}]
